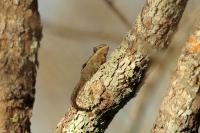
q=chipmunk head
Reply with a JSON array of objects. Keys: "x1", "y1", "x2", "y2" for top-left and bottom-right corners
[{"x1": 93, "y1": 44, "x2": 108, "y2": 53}]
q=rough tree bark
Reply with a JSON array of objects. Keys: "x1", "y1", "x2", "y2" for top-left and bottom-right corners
[
  {"x1": 56, "y1": 0, "x2": 188, "y2": 132},
  {"x1": 152, "y1": 21, "x2": 200, "y2": 133},
  {"x1": 0, "y1": 0, "x2": 42, "y2": 132}
]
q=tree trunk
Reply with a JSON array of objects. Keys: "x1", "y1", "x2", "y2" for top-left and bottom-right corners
[
  {"x1": 152, "y1": 21, "x2": 200, "y2": 133},
  {"x1": 0, "y1": 0, "x2": 42, "y2": 132},
  {"x1": 56, "y1": 0, "x2": 188, "y2": 132}
]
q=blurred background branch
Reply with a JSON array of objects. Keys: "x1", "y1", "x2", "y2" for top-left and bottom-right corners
[
  {"x1": 44, "y1": 20, "x2": 121, "y2": 43},
  {"x1": 104, "y1": 0, "x2": 132, "y2": 28}
]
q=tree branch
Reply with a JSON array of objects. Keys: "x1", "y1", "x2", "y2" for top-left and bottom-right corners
[
  {"x1": 56, "y1": 0, "x2": 188, "y2": 132},
  {"x1": 104, "y1": 0, "x2": 131, "y2": 28},
  {"x1": 44, "y1": 21, "x2": 121, "y2": 43},
  {"x1": 152, "y1": 21, "x2": 200, "y2": 133},
  {"x1": 0, "y1": 0, "x2": 42, "y2": 132}
]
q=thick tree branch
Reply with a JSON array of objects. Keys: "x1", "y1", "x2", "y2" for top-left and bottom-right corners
[
  {"x1": 0, "y1": 0, "x2": 42, "y2": 132},
  {"x1": 56, "y1": 0, "x2": 188, "y2": 132},
  {"x1": 152, "y1": 22, "x2": 200, "y2": 133}
]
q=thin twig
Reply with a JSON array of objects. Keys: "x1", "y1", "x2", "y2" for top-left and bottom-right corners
[
  {"x1": 104, "y1": 0, "x2": 132, "y2": 28},
  {"x1": 44, "y1": 21, "x2": 121, "y2": 43}
]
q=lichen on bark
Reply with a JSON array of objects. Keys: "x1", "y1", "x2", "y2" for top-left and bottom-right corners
[
  {"x1": 152, "y1": 26, "x2": 200, "y2": 133},
  {"x1": 0, "y1": 0, "x2": 42, "y2": 132}
]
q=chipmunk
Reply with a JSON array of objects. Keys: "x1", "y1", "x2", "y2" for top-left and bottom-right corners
[{"x1": 71, "y1": 44, "x2": 109, "y2": 111}]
